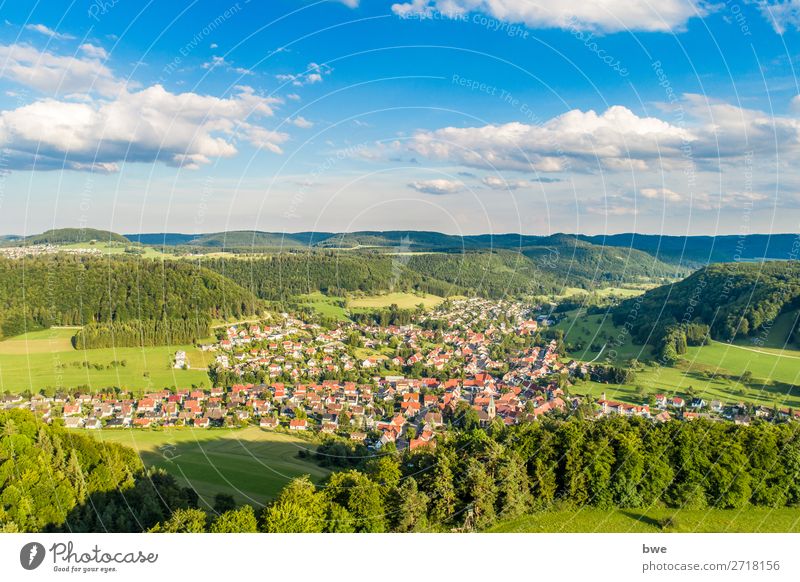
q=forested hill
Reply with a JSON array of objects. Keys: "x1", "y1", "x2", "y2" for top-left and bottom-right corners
[
  {"x1": 0, "y1": 409, "x2": 199, "y2": 532},
  {"x1": 0, "y1": 255, "x2": 260, "y2": 337},
  {"x1": 15, "y1": 228, "x2": 129, "y2": 245},
  {"x1": 200, "y1": 249, "x2": 658, "y2": 301},
  {"x1": 613, "y1": 260, "x2": 800, "y2": 349}
]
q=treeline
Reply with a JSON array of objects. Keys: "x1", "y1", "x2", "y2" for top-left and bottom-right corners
[
  {"x1": 72, "y1": 318, "x2": 211, "y2": 349},
  {"x1": 202, "y1": 252, "x2": 463, "y2": 300},
  {"x1": 0, "y1": 410, "x2": 198, "y2": 533},
  {"x1": 148, "y1": 416, "x2": 800, "y2": 533},
  {"x1": 613, "y1": 261, "x2": 800, "y2": 348},
  {"x1": 0, "y1": 255, "x2": 260, "y2": 338}
]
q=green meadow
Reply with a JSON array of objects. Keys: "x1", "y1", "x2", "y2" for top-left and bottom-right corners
[
  {"x1": 348, "y1": 291, "x2": 444, "y2": 310},
  {"x1": 488, "y1": 507, "x2": 800, "y2": 533},
  {"x1": 296, "y1": 292, "x2": 351, "y2": 321},
  {"x1": 559, "y1": 307, "x2": 800, "y2": 408},
  {"x1": 0, "y1": 327, "x2": 212, "y2": 394},
  {"x1": 88, "y1": 427, "x2": 329, "y2": 508}
]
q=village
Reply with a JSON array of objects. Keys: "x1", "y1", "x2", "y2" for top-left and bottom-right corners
[{"x1": 1, "y1": 298, "x2": 795, "y2": 450}]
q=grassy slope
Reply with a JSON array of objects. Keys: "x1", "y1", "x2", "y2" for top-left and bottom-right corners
[
  {"x1": 0, "y1": 328, "x2": 212, "y2": 393},
  {"x1": 88, "y1": 427, "x2": 329, "y2": 507},
  {"x1": 488, "y1": 507, "x2": 800, "y2": 533},
  {"x1": 559, "y1": 309, "x2": 800, "y2": 407}
]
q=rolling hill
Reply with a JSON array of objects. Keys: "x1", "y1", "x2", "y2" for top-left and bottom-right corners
[{"x1": 613, "y1": 260, "x2": 800, "y2": 348}]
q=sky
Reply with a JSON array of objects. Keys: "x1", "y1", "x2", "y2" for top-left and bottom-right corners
[{"x1": 0, "y1": 0, "x2": 799, "y2": 236}]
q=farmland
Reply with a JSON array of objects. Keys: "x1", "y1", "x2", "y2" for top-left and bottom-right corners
[
  {"x1": 488, "y1": 507, "x2": 800, "y2": 533},
  {"x1": 87, "y1": 427, "x2": 329, "y2": 507},
  {"x1": 0, "y1": 328, "x2": 212, "y2": 394}
]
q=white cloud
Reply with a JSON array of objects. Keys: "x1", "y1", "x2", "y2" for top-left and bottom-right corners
[
  {"x1": 0, "y1": 43, "x2": 123, "y2": 96},
  {"x1": 390, "y1": 0, "x2": 709, "y2": 33},
  {"x1": 291, "y1": 116, "x2": 313, "y2": 128},
  {"x1": 286, "y1": 93, "x2": 301, "y2": 101},
  {"x1": 640, "y1": 187, "x2": 684, "y2": 202},
  {"x1": 276, "y1": 62, "x2": 332, "y2": 86},
  {"x1": 0, "y1": 47, "x2": 289, "y2": 172},
  {"x1": 202, "y1": 55, "x2": 229, "y2": 70},
  {"x1": 409, "y1": 179, "x2": 464, "y2": 194},
  {"x1": 757, "y1": 0, "x2": 800, "y2": 33},
  {"x1": 337, "y1": 0, "x2": 360, "y2": 6},
  {"x1": 402, "y1": 105, "x2": 692, "y2": 173},
  {"x1": 395, "y1": 95, "x2": 800, "y2": 175},
  {"x1": 79, "y1": 43, "x2": 108, "y2": 60},
  {"x1": 24, "y1": 23, "x2": 75, "y2": 40},
  {"x1": 482, "y1": 175, "x2": 528, "y2": 190}
]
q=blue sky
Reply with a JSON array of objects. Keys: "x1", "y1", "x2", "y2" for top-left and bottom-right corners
[{"x1": 0, "y1": 0, "x2": 799, "y2": 235}]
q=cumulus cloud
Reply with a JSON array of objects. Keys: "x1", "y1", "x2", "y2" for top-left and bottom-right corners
[
  {"x1": 409, "y1": 179, "x2": 464, "y2": 194},
  {"x1": 640, "y1": 187, "x2": 767, "y2": 210},
  {"x1": 482, "y1": 175, "x2": 529, "y2": 190},
  {"x1": 0, "y1": 43, "x2": 123, "y2": 97},
  {"x1": 0, "y1": 44, "x2": 289, "y2": 172},
  {"x1": 390, "y1": 0, "x2": 709, "y2": 33},
  {"x1": 394, "y1": 95, "x2": 800, "y2": 175},
  {"x1": 24, "y1": 23, "x2": 75, "y2": 40},
  {"x1": 402, "y1": 105, "x2": 692, "y2": 173}
]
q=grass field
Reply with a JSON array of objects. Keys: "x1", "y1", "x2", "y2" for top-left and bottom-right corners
[
  {"x1": 0, "y1": 328, "x2": 212, "y2": 393},
  {"x1": 488, "y1": 507, "x2": 800, "y2": 533},
  {"x1": 572, "y1": 342, "x2": 800, "y2": 409},
  {"x1": 558, "y1": 308, "x2": 800, "y2": 408},
  {"x1": 0, "y1": 328, "x2": 78, "y2": 354},
  {"x1": 297, "y1": 292, "x2": 350, "y2": 321},
  {"x1": 348, "y1": 292, "x2": 444, "y2": 310},
  {"x1": 88, "y1": 427, "x2": 329, "y2": 508},
  {"x1": 555, "y1": 309, "x2": 655, "y2": 362}
]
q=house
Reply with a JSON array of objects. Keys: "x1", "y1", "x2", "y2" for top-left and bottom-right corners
[
  {"x1": 671, "y1": 397, "x2": 685, "y2": 408},
  {"x1": 690, "y1": 398, "x2": 706, "y2": 409},
  {"x1": 64, "y1": 417, "x2": 85, "y2": 429},
  {"x1": 289, "y1": 418, "x2": 308, "y2": 430},
  {"x1": 194, "y1": 417, "x2": 210, "y2": 428},
  {"x1": 260, "y1": 416, "x2": 279, "y2": 429}
]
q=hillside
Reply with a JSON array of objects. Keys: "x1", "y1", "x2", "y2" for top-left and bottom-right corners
[
  {"x1": 521, "y1": 235, "x2": 683, "y2": 287},
  {"x1": 0, "y1": 255, "x2": 261, "y2": 337},
  {"x1": 21, "y1": 228, "x2": 129, "y2": 245},
  {"x1": 0, "y1": 408, "x2": 199, "y2": 532},
  {"x1": 613, "y1": 260, "x2": 800, "y2": 349}
]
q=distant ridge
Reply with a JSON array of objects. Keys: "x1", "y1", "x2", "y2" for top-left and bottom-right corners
[{"x1": 4, "y1": 228, "x2": 798, "y2": 265}]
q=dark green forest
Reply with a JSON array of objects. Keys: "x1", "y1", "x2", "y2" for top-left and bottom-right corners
[
  {"x1": 0, "y1": 409, "x2": 198, "y2": 533},
  {"x1": 5, "y1": 411, "x2": 800, "y2": 533},
  {"x1": 0, "y1": 256, "x2": 260, "y2": 338},
  {"x1": 72, "y1": 318, "x2": 211, "y2": 349},
  {"x1": 613, "y1": 261, "x2": 800, "y2": 354}
]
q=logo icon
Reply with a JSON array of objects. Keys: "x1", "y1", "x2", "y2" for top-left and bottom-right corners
[{"x1": 20, "y1": 542, "x2": 46, "y2": 570}]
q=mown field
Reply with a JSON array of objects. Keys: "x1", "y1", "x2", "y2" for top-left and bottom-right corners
[
  {"x1": 296, "y1": 292, "x2": 350, "y2": 321},
  {"x1": 88, "y1": 427, "x2": 329, "y2": 507},
  {"x1": 0, "y1": 328, "x2": 212, "y2": 393},
  {"x1": 488, "y1": 507, "x2": 800, "y2": 533},
  {"x1": 348, "y1": 291, "x2": 444, "y2": 310}
]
